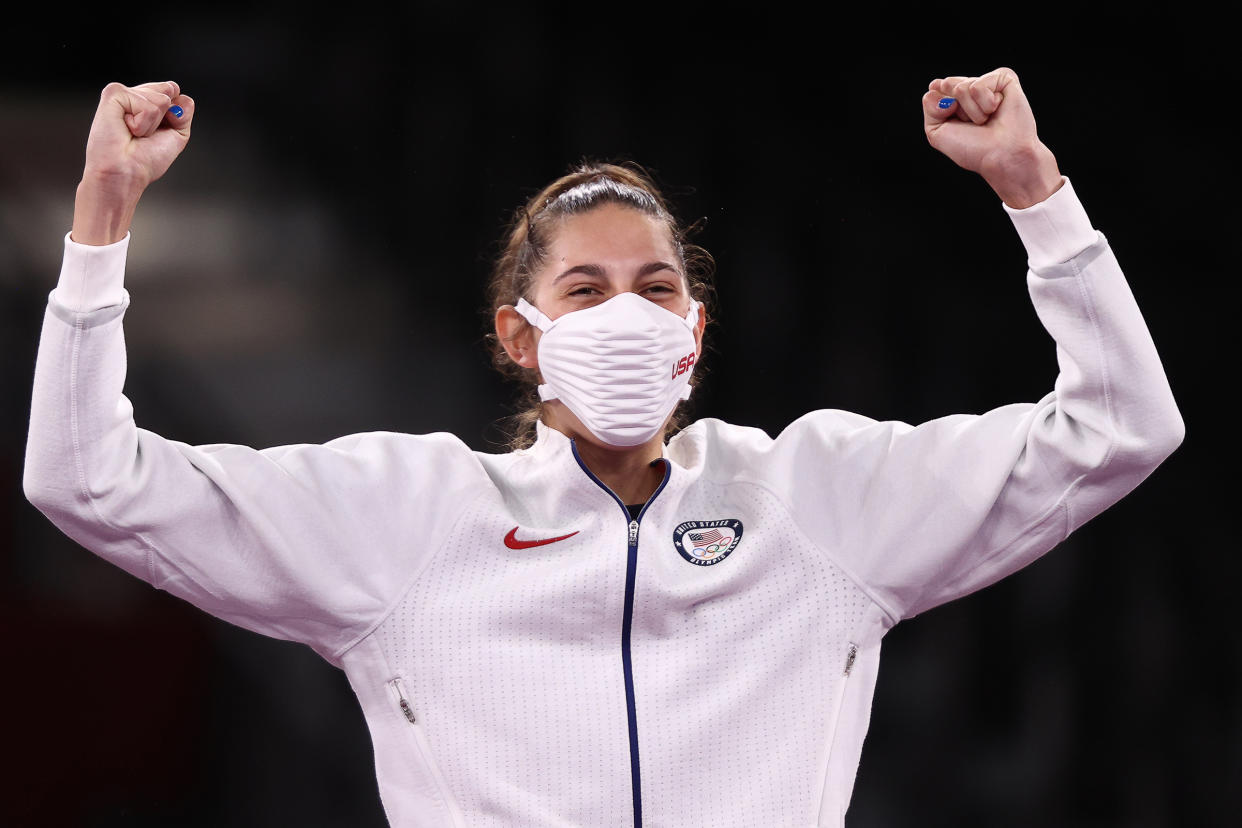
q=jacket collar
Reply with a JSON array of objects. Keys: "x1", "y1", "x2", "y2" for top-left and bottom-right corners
[{"x1": 525, "y1": 420, "x2": 687, "y2": 520}]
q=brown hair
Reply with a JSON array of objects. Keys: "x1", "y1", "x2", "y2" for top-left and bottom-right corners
[{"x1": 487, "y1": 161, "x2": 715, "y2": 450}]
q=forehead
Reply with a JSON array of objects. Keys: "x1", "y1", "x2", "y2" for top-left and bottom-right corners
[{"x1": 544, "y1": 203, "x2": 677, "y2": 262}]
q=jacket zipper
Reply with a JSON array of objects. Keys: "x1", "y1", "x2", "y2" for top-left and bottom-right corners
[
  {"x1": 620, "y1": 514, "x2": 643, "y2": 828},
  {"x1": 385, "y1": 677, "x2": 465, "y2": 825},
  {"x1": 814, "y1": 643, "x2": 861, "y2": 820},
  {"x1": 571, "y1": 441, "x2": 671, "y2": 828},
  {"x1": 391, "y1": 676, "x2": 418, "y2": 723}
]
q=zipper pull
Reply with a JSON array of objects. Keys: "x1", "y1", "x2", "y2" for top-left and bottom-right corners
[
  {"x1": 843, "y1": 643, "x2": 858, "y2": 677},
  {"x1": 628, "y1": 519, "x2": 639, "y2": 545},
  {"x1": 392, "y1": 678, "x2": 417, "y2": 724}
]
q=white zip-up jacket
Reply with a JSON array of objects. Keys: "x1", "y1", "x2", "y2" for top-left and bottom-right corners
[{"x1": 24, "y1": 179, "x2": 1184, "y2": 826}]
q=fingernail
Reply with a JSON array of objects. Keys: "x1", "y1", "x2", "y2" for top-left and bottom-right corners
[
  {"x1": 937, "y1": 97, "x2": 955, "y2": 109},
  {"x1": 169, "y1": 105, "x2": 184, "y2": 118}
]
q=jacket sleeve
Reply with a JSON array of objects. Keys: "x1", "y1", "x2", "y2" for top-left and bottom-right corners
[
  {"x1": 753, "y1": 178, "x2": 1184, "y2": 621},
  {"x1": 23, "y1": 234, "x2": 489, "y2": 662}
]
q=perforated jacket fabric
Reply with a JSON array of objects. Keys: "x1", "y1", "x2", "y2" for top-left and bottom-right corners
[{"x1": 24, "y1": 179, "x2": 1184, "y2": 826}]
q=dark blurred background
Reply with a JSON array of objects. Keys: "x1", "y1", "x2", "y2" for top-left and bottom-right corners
[{"x1": 2, "y1": 4, "x2": 1234, "y2": 826}]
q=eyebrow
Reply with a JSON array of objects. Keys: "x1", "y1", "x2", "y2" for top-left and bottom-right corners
[{"x1": 552, "y1": 261, "x2": 681, "y2": 283}]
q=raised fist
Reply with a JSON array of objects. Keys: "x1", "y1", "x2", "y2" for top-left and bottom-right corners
[
  {"x1": 922, "y1": 68, "x2": 1061, "y2": 208},
  {"x1": 72, "y1": 81, "x2": 194, "y2": 245},
  {"x1": 83, "y1": 81, "x2": 194, "y2": 193}
]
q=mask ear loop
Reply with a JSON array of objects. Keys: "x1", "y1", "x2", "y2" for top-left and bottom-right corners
[
  {"x1": 677, "y1": 300, "x2": 702, "y2": 401},
  {"x1": 512, "y1": 298, "x2": 559, "y2": 402},
  {"x1": 514, "y1": 298, "x2": 554, "y2": 332},
  {"x1": 685, "y1": 299, "x2": 701, "y2": 329}
]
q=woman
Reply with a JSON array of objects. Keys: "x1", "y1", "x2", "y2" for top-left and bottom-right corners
[{"x1": 25, "y1": 69, "x2": 1183, "y2": 826}]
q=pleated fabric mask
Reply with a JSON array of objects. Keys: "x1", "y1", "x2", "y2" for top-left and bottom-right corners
[{"x1": 515, "y1": 292, "x2": 700, "y2": 447}]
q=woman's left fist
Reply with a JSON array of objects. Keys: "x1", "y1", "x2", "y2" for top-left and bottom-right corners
[{"x1": 923, "y1": 67, "x2": 1062, "y2": 208}]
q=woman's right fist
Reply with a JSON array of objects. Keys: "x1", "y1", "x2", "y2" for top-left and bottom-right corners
[
  {"x1": 71, "y1": 81, "x2": 194, "y2": 245},
  {"x1": 83, "y1": 81, "x2": 194, "y2": 192}
]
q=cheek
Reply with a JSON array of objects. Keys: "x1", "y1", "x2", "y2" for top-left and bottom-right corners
[
  {"x1": 527, "y1": 268, "x2": 566, "y2": 313},
  {"x1": 529, "y1": 285, "x2": 572, "y2": 322}
]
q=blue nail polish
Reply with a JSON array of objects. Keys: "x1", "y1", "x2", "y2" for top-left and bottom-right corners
[
  {"x1": 937, "y1": 97, "x2": 955, "y2": 109},
  {"x1": 169, "y1": 105, "x2": 184, "y2": 118}
]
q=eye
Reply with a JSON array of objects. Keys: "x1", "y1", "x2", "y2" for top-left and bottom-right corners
[
  {"x1": 567, "y1": 285, "x2": 600, "y2": 296},
  {"x1": 642, "y1": 283, "x2": 676, "y2": 295}
]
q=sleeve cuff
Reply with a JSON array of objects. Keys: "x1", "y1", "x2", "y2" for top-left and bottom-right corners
[
  {"x1": 52, "y1": 231, "x2": 130, "y2": 313},
  {"x1": 1002, "y1": 177, "x2": 1098, "y2": 271}
]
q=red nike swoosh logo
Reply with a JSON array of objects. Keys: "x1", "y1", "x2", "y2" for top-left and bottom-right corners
[{"x1": 503, "y1": 527, "x2": 580, "y2": 549}]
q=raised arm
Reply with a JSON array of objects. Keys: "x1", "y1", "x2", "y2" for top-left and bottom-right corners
[
  {"x1": 23, "y1": 83, "x2": 487, "y2": 661},
  {"x1": 724, "y1": 68, "x2": 1184, "y2": 621}
]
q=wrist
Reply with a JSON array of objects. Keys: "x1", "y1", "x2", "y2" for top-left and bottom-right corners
[
  {"x1": 72, "y1": 172, "x2": 146, "y2": 245},
  {"x1": 982, "y1": 141, "x2": 1062, "y2": 209}
]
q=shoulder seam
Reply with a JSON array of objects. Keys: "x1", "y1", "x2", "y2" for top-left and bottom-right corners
[
  {"x1": 332, "y1": 480, "x2": 495, "y2": 661},
  {"x1": 718, "y1": 475, "x2": 901, "y2": 626}
]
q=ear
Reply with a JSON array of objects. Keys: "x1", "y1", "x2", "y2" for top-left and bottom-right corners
[
  {"x1": 692, "y1": 300, "x2": 706, "y2": 357},
  {"x1": 495, "y1": 305, "x2": 539, "y2": 370}
]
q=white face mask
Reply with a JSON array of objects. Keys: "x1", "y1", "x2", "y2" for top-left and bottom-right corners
[{"x1": 514, "y1": 292, "x2": 701, "y2": 448}]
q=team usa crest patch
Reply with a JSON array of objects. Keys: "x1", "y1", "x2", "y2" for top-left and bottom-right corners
[{"x1": 673, "y1": 519, "x2": 743, "y2": 566}]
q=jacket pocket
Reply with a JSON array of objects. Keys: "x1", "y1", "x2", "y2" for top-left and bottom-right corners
[{"x1": 385, "y1": 676, "x2": 465, "y2": 824}]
